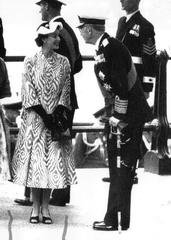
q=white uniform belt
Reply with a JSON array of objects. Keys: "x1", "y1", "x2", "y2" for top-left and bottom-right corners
[
  {"x1": 132, "y1": 56, "x2": 142, "y2": 64},
  {"x1": 143, "y1": 76, "x2": 155, "y2": 83}
]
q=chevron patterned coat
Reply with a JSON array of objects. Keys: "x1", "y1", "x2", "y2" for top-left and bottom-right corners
[{"x1": 11, "y1": 51, "x2": 77, "y2": 189}]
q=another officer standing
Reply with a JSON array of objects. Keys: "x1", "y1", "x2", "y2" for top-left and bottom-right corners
[
  {"x1": 115, "y1": 0, "x2": 156, "y2": 184},
  {"x1": 0, "y1": 18, "x2": 6, "y2": 59},
  {"x1": 77, "y1": 14, "x2": 153, "y2": 231},
  {"x1": 116, "y1": 0, "x2": 156, "y2": 99}
]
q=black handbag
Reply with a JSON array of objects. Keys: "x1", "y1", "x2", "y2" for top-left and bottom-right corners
[{"x1": 51, "y1": 105, "x2": 71, "y2": 141}]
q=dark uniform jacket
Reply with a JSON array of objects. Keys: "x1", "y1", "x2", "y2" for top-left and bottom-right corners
[
  {"x1": 52, "y1": 17, "x2": 82, "y2": 109},
  {"x1": 0, "y1": 57, "x2": 11, "y2": 98},
  {"x1": 94, "y1": 32, "x2": 153, "y2": 127},
  {"x1": 0, "y1": 18, "x2": 6, "y2": 59},
  {"x1": 116, "y1": 11, "x2": 156, "y2": 93}
]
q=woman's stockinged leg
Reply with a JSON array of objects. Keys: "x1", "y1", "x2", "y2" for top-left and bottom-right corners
[
  {"x1": 41, "y1": 189, "x2": 51, "y2": 214},
  {"x1": 41, "y1": 189, "x2": 52, "y2": 224},
  {"x1": 31, "y1": 188, "x2": 41, "y2": 216},
  {"x1": 29, "y1": 188, "x2": 41, "y2": 223}
]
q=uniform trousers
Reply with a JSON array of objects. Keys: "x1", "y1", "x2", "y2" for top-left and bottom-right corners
[{"x1": 104, "y1": 123, "x2": 143, "y2": 228}]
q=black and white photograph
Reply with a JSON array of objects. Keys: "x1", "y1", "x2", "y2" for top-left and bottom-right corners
[{"x1": 0, "y1": 0, "x2": 171, "y2": 239}]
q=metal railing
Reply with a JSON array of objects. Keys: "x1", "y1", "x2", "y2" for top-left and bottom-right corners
[
  {"x1": 5, "y1": 55, "x2": 95, "y2": 62},
  {"x1": 4, "y1": 52, "x2": 171, "y2": 174},
  {"x1": 4, "y1": 54, "x2": 171, "y2": 146},
  {"x1": 3, "y1": 55, "x2": 160, "y2": 133}
]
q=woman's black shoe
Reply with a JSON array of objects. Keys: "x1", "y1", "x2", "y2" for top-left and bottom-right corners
[
  {"x1": 42, "y1": 216, "x2": 52, "y2": 224},
  {"x1": 29, "y1": 210, "x2": 39, "y2": 224},
  {"x1": 41, "y1": 209, "x2": 52, "y2": 224}
]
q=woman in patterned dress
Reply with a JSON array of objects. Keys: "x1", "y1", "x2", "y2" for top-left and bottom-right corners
[{"x1": 11, "y1": 21, "x2": 77, "y2": 224}]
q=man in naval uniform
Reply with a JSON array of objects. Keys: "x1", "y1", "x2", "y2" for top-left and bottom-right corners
[
  {"x1": 115, "y1": 0, "x2": 156, "y2": 183},
  {"x1": 77, "y1": 14, "x2": 153, "y2": 231},
  {"x1": 0, "y1": 18, "x2": 6, "y2": 59}
]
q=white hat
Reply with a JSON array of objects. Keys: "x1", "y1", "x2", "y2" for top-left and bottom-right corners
[{"x1": 37, "y1": 21, "x2": 63, "y2": 35}]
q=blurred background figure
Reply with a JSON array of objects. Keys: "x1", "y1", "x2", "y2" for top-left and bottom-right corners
[
  {"x1": 0, "y1": 18, "x2": 6, "y2": 59},
  {"x1": 36, "y1": 0, "x2": 82, "y2": 207},
  {"x1": 0, "y1": 57, "x2": 11, "y2": 181}
]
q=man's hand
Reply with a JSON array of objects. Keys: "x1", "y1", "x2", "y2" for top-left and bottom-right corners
[
  {"x1": 118, "y1": 121, "x2": 128, "y2": 130},
  {"x1": 109, "y1": 116, "x2": 119, "y2": 127},
  {"x1": 151, "y1": 118, "x2": 159, "y2": 127},
  {"x1": 109, "y1": 116, "x2": 128, "y2": 130}
]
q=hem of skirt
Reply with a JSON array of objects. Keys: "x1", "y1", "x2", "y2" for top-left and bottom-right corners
[{"x1": 12, "y1": 180, "x2": 78, "y2": 189}]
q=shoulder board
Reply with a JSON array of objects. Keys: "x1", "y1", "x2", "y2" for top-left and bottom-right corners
[{"x1": 102, "y1": 39, "x2": 109, "y2": 47}]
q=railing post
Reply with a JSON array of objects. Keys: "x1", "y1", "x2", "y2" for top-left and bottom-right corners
[{"x1": 144, "y1": 50, "x2": 171, "y2": 174}]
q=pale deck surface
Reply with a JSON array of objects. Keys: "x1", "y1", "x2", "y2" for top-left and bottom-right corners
[{"x1": 0, "y1": 168, "x2": 170, "y2": 240}]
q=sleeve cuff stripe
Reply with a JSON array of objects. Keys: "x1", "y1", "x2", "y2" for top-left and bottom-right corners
[
  {"x1": 114, "y1": 106, "x2": 127, "y2": 114},
  {"x1": 143, "y1": 49, "x2": 156, "y2": 55}
]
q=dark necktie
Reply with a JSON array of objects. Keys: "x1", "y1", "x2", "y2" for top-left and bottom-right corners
[
  {"x1": 116, "y1": 17, "x2": 127, "y2": 40},
  {"x1": 122, "y1": 16, "x2": 127, "y2": 24}
]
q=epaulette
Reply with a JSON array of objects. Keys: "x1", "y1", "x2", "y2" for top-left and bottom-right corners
[{"x1": 102, "y1": 38, "x2": 109, "y2": 48}]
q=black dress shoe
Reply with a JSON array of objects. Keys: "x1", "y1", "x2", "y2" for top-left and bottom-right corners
[
  {"x1": 14, "y1": 198, "x2": 33, "y2": 206},
  {"x1": 49, "y1": 198, "x2": 66, "y2": 206},
  {"x1": 122, "y1": 226, "x2": 129, "y2": 230},
  {"x1": 102, "y1": 177, "x2": 110, "y2": 183},
  {"x1": 93, "y1": 221, "x2": 117, "y2": 231}
]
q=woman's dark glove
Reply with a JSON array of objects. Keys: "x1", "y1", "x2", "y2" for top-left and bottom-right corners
[
  {"x1": 52, "y1": 105, "x2": 70, "y2": 131},
  {"x1": 29, "y1": 105, "x2": 53, "y2": 130}
]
